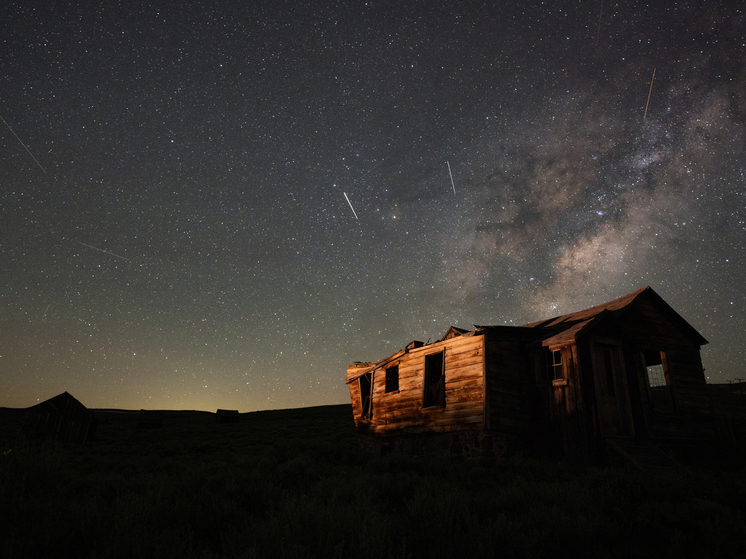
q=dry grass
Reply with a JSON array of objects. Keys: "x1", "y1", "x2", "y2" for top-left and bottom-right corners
[{"x1": 1, "y1": 400, "x2": 745, "y2": 558}]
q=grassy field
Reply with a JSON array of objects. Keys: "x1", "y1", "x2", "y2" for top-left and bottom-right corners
[{"x1": 2, "y1": 392, "x2": 746, "y2": 559}]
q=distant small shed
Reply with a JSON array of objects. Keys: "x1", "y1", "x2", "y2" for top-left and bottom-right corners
[
  {"x1": 23, "y1": 391, "x2": 98, "y2": 443},
  {"x1": 216, "y1": 409, "x2": 240, "y2": 423}
]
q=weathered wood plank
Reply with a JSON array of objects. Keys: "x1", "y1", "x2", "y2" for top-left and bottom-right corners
[
  {"x1": 374, "y1": 396, "x2": 483, "y2": 413},
  {"x1": 375, "y1": 409, "x2": 484, "y2": 426}
]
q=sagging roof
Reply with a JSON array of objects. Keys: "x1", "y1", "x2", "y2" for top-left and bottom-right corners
[
  {"x1": 346, "y1": 287, "x2": 707, "y2": 382},
  {"x1": 522, "y1": 287, "x2": 651, "y2": 329},
  {"x1": 26, "y1": 391, "x2": 91, "y2": 417},
  {"x1": 440, "y1": 326, "x2": 471, "y2": 341},
  {"x1": 346, "y1": 349, "x2": 407, "y2": 384},
  {"x1": 520, "y1": 286, "x2": 708, "y2": 346}
]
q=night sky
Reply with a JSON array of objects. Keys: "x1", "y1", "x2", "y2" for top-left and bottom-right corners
[{"x1": 2, "y1": 1, "x2": 744, "y2": 412}]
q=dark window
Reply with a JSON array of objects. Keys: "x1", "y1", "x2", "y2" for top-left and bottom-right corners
[
  {"x1": 385, "y1": 365, "x2": 399, "y2": 393},
  {"x1": 423, "y1": 351, "x2": 445, "y2": 408},
  {"x1": 540, "y1": 349, "x2": 564, "y2": 381}
]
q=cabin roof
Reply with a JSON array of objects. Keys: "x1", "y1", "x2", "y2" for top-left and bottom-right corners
[
  {"x1": 439, "y1": 326, "x2": 471, "y2": 341},
  {"x1": 23, "y1": 391, "x2": 98, "y2": 443},
  {"x1": 26, "y1": 391, "x2": 92, "y2": 418},
  {"x1": 521, "y1": 287, "x2": 649, "y2": 329},
  {"x1": 346, "y1": 287, "x2": 707, "y2": 382},
  {"x1": 533, "y1": 316, "x2": 601, "y2": 348},
  {"x1": 346, "y1": 349, "x2": 407, "y2": 384},
  {"x1": 520, "y1": 286, "x2": 707, "y2": 346}
]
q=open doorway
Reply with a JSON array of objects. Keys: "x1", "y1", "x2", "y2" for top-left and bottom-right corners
[
  {"x1": 359, "y1": 373, "x2": 373, "y2": 419},
  {"x1": 593, "y1": 343, "x2": 633, "y2": 436}
]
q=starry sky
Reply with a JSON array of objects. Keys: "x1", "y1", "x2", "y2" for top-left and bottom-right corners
[{"x1": 2, "y1": 1, "x2": 744, "y2": 411}]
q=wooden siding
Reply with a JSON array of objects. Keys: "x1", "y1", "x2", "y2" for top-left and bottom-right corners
[
  {"x1": 618, "y1": 298, "x2": 699, "y2": 349},
  {"x1": 554, "y1": 343, "x2": 589, "y2": 461},
  {"x1": 351, "y1": 334, "x2": 486, "y2": 435},
  {"x1": 665, "y1": 347, "x2": 714, "y2": 417},
  {"x1": 484, "y1": 334, "x2": 533, "y2": 448},
  {"x1": 585, "y1": 303, "x2": 714, "y2": 438}
]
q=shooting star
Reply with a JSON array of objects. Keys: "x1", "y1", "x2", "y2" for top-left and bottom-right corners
[
  {"x1": 643, "y1": 68, "x2": 656, "y2": 121},
  {"x1": 42, "y1": 304, "x2": 50, "y2": 320},
  {"x1": 343, "y1": 192, "x2": 359, "y2": 220},
  {"x1": 358, "y1": 158, "x2": 385, "y2": 181},
  {"x1": 78, "y1": 241, "x2": 130, "y2": 262},
  {"x1": 447, "y1": 161, "x2": 456, "y2": 195},
  {"x1": 0, "y1": 114, "x2": 47, "y2": 174}
]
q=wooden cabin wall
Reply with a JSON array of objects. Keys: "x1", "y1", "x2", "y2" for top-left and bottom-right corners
[
  {"x1": 553, "y1": 344, "x2": 590, "y2": 461},
  {"x1": 525, "y1": 342, "x2": 591, "y2": 461},
  {"x1": 665, "y1": 347, "x2": 711, "y2": 414},
  {"x1": 484, "y1": 336, "x2": 532, "y2": 450},
  {"x1": 618, "y1": 300, "x2": 713, "y2": 423},
  {"x1": 580, "y1": 304, "x2": 715, "y2": 443},
  {"x1": 347, "y1": 363, "x2": 368, "y2": 430},
  {"x1": 23, "y1": 411, "x2": 97, "y2": 443},
  {"x1": 624, "y1": 348, "x2": 652, "y2": 437},
  {"x1": 574, "y1": 340, "x2": 607, "y2": 456},
  {"x1": 664, "y1": 347, "x2": 719, "y2": 440},
  {"x1": 619, "y1": 298, "x2": 697, "y2": 348},
  {"x1": 361, "y1": 334, "x2": 486, "y2": 435},
  {"x1": 23, "y1": 393, "x2": 98, "y2": 443}
]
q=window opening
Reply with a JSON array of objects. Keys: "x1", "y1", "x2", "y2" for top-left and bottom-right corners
[
  {"x1": 642, "y1": 350, "x2": 675, "y2": 415},
  {"x1": 647, "y1": 364, "x2": 666, "y2": 387},
  {"x1": 643, "y1": 350, "x2": 668, "y2": 387},
  {"x1": 540, "y1": 349, "x2": 564, "y2": 381},
  {"x1": 423, "y1": 351, "x2": 445, "y2": 408},
  {"x1": 385, "y1": 365, "x2": 399, "y2": 393}
]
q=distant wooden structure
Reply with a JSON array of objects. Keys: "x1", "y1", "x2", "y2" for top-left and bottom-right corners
[
  {"x1": 216, "y1": 409, "x2": 240, "y2": 423},
  {"x1": 346, "y1": 287, "x2": 720, "y2": 463},
  {"x1": 23, "y1": 391, "x2": 98, "y2": 443},
  {"x1": 137, "y1": 409, "x2": 165, "y2": 428}
]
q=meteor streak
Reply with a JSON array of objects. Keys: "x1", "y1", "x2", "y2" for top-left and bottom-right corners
[
  {"x1": 447, "y1": 161, "x2": 456, "y2": 195},
  {"x1": 643, "y1": 68, "x2": 656, "y2": 122},
  {"x1": 78, "y1": 241, "x2": 130, "y2": 261},
  {"x1": 343, "y1": 192, "x2": 359, "y2": 220},
  {"x1": 0, "y1": 114, "x2": 47, "y2": 174}
]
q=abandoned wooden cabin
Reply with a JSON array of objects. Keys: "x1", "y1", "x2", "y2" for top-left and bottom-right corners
[
  {"x1": 346, "y1": 287, "x2": 720, "y2": 463},
  {"x1": 23, "y1": 391, "x2": 98, "y2": 443}
]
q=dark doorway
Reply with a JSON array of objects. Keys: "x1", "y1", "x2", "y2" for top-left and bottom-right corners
[
  {"x1": 593, "y1": 343, "x2": 633, "y2": 436},
  {"x1": 359, "y1": 373, "x2": 372, "y2": 419}
]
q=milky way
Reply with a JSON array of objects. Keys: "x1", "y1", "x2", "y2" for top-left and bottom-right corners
[{"x1": 1, "y1": 1, "x2": 744, "y2": 411}]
